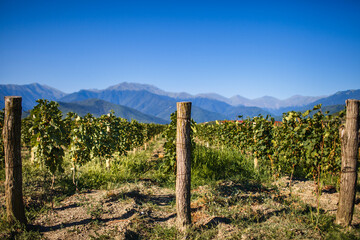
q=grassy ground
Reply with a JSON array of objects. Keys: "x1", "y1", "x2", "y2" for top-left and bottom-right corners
[{"x1": 0, "y1": 137, "x2": 359, "y2": 239}]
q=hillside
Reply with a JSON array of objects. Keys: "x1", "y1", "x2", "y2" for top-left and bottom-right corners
[
  {"x1": 0, "y1": 83, "x2": 66, "y2": 110},
  {"x1": 268, "y1": 89, "x2": 360, "y2": 116},
  {"x1": 58, "y1": 99, "x2": 169, "y2": 124},
  {"x1": 305, "y1": 89, "x2": 360, "y2": 107},
  {"x1": 61, "y1": 87, "x2": 272, "y2": 121},
  {"x1": 102, "y1": 82, "x2": 325, "y2": 109},
  {"x1": 1, "y1": 82, "x2": 360, "y2": 122},
  {"x1": 61, "y1": 89, "x2": 231, "y2": 122}
]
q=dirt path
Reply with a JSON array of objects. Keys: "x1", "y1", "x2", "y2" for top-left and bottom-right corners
[
  {"x1": 1, "y1": 140, "x2": 359, "y2": 239},
  {"x1": 30, "y1": 176, "x2": 360, "y2": 239},
  {"x1": 32, "y1": 182, "x2": 176, "y2": 239},
  {"x1": 275, "y1": 176, "x2": 360, "y2": 226},
  {"x1": 31, "y1": 140, "x2": 174, "y2": 240}
]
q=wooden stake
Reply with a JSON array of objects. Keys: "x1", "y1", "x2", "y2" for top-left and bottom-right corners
[
  {"x1": 336, "y1": 99, "x2": 359, "y2": 226},
  {"x1": 176, "y1": 102, "x2": 192, "y2": 231},
  {"x1": 3, "y1": 96, "x2": 26, "y2": 224}
]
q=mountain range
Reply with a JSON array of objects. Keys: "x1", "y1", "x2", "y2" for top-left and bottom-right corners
[
  {"x1": 1, "y1": 82, "x2": 359, "y2": 123},
  {"x1": 58, "y1": 99, "x2": 169, "y2": 124}
]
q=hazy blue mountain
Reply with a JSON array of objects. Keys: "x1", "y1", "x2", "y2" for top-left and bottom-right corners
[
  {"x1": 61, "y1": 87, "x2": 272, "y2": 121},
  {"x1": 322, "y1": 105, "x2": 346, "y2": 115},
  {"x1": 61, "y1": 90, "x2": 228, "y2": 122},
  {"x1": 251, "y1": 96, "x2": 283, "y2": 109},
  {"x1": 267, "y1": 90, "x2": 360, "y2": 116},
  {"x1": 229, "y1": 95, "x2": 252, "y2": 106},
  {"x1": 2, "y1": 82, "x2": 359, "y2": 122},
  {"x1": 227, "y1": 105, "x2": 273, "y2": 119},
  {"x1": 107, "y1": 82, "x2": 193, "y2": 99},
  {"x1": 62, "y1": 89, "x2": 176, "y2": 117},
  {"x1": 186, "y1": 97, "x2": 233, "y2": 115},
  {"x1": 106, "y1": 83, "x2": 324, "y2": 110},
  {"x1": 0, "y1": 83, "x2": 66, "y2": 110},
  {"x1": 190, "y1": 106, "x2": 228, "y2": 123},
  {"x1": 195, "y1": 93, "x2": 231, "y2": 103},
  {"x1": 180, "y1": 97, "x2": 272, "y2": 119},
  {"x1": 305, "y1": 89, "x2": 360, "y2": 107},
  {"x1": 292, "y1": 90, "x2": 360, "y2": 116},
  {"x1": 61, "y1": 82, "x2": 326, "y2": 115},
  {"x1": 265, "y1": 106, "x2": 302, "y2": 116},
  {"x1": 59, "y1": 89, "x2": 100, "y2": 102},
  {"x1": 284, "y1": 95, "x2": 326, "y2": 107},
  {"x1": 102, "y1": 84, "x2": 272, "y2": 119},
  {"x1": 230, "y1": 94, "x2": 324, "y2": 109},
  {"x1": 58, "y1": 99, "x2": 169, "y2": 124}
]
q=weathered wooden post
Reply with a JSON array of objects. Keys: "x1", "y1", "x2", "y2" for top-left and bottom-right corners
[
  {"x1": 336, "y1": 99, "x2": 359, "y2": 226},
  {"x1": 176, "y1": 102, "x2": 192, "y2": 231},
  {"x1": 3, "y1": 96, "x2": 26, "y2": 224}
]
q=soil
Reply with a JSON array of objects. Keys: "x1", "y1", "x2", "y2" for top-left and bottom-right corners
[
  {"x1": 275, "y1": 176, "x2": 360, "y2": 226},
  {"x1": 29, "y1": 177, "x2": 359, "y2": 239},
  {"x1": 31, "y1": 183, "x2": 176, "y2": 239},
  {"x1": 1, "y1": 143, "x2": 360, "y2": 239}
]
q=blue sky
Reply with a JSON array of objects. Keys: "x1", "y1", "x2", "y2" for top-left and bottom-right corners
[{"x1": 0, "y1": 0, "x2": 359, "y2": 99}]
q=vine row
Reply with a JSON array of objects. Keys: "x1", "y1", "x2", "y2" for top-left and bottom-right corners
[
  {"x1": 1, "y1": 99, "x2": 166, "y2": 185},
  {"x1": 195, "y1": 105, "x2": 345, "y2": 182}
]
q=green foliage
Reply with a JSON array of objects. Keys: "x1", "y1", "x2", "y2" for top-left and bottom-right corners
[
  {"x1": 17, "y1": 99, "x2": 165, "y2": 187},
  {"x1": 142, "y1": 123, "x2": 166, "y2": 142},
  {"x1": 2, "y1": 103, "x2": 357, "y2": 239},
  {"x1": 162, "y1": 111, "x2": 196, "y2": 174},
  {"x1": 250, "y1": 115, "x2": 275, "y2": 170},
  {"x1": 273, "y1": 105, "x2": 345, "y2": 181},
  {"x1": 162, "y1": 112, "x2": 177, "y2": 174},
  {"x1": 29, "y1": 99, "x2": 66, "y2": 175},
  {"x1": 65, "y1": 110, "x2": 164, "y2": 187},
  {"x1": 21, "y1": 116, "x2": 33, "y2": 149},
  {"x1": 195, "y1": 105, "x2": 346, "y2": 183},
  {"x1": 90, "y1": 111, "x2": 149, "y2": 162},
  {"x1": 66, "y1": 111, "x2": 163, "y2": 168},
  {"x1": 68, "y1": 113, "x2": 95, "y2": 166},
  {"x1": 192, "y1": 145, "x2": 254, "y2": 186},
  {"x1": 123, "y1": 119, "x2": 144, "y2": 153},
  {"x1": 0, "y1": 216, "x2": 41, "y2": 240}
]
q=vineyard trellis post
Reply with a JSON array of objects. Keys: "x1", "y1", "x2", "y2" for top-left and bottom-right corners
[
  {"x1": 336, "y1": 99, "x2": 359, "y2": 226},
  {"x1": 176, "y1": 102, "x2": 192, "y2": 231},
  {"x1": 3, "y1": 96, "x2": 26, "y2": 224}
]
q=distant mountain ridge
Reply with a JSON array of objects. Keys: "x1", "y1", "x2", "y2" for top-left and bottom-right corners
[
  {"x1": 58, "y1": 99, "x2": 169, "y2": 124},
  {"x1": 249, "y1": 95, "x2": 324, "y2": 109},
  {"x1": 1, "y1": 82, "x2": 359, "y2": 123},
  {"x1": 305, "y1": 89, "x2": 360, "y2": 107},
  {"x1": 107, "y1": 82, "x2": 193, "y2": 99},
  {"x1": 103, "y1": 82, "x2": 325, "y2": 109},
  {"x1": 268, "y1": 89, "x2": 360, "y2": 116},
  {"x1": 0, "y1": 83, "x2": 66, "y2": 110},
  {"x1": 61, "y1": 89, "x2": 230, "y2": 122},
  {"x1": 60, "y1": 87, "x2": 271, "y2": 121}
]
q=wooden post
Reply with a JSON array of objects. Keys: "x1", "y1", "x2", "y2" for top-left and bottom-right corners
[
  {"x1": 3, "y1": 96, "x2": 26, "y2": 224},
  {"x1": 336, "y1": 99, "x2": 359, "y2": 226},
  {"x1": 176, "y1": 102, "x2": 192, "y2": 231}
]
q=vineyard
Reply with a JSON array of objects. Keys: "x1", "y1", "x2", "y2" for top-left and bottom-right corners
[
  {"x1": 1, "y1": 98, "x2": 360, "y2": 239},
  {"x1": 15, "y1": 99, "x2": 164, "y2": 186},
  {"x1": 195, "y1": 105, "x2": 345, "y2": 188}
]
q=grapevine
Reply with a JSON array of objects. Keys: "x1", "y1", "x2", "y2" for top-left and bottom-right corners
[
  {"x1": 195, "y1": 104, "x2": 345, "y2": 182},
  {"x1": 29, "y1": 99, "x2": 67, "y2": 185}
]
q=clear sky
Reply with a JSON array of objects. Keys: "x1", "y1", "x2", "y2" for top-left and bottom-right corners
[{"x1": 0, "y1": 0, "x2": 359, "y2": 99}]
